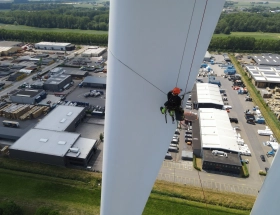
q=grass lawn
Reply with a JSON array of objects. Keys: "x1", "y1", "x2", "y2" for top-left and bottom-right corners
[
  {"x1": 0, "y1": 168, "x2": 251, "y2": 215},
  {"x1": 213, "y1": 32, "x2": 280, "y2": 40},
  {"x1": 0, "y1": 23, "x2": 108, "y2": 35}
]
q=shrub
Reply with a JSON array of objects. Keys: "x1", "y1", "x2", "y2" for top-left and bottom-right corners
[
  {"x1": 99, "y1": 133, "x2": 104, "y2": 142},
  {"x1": 259, "y1": 170, "x2": 267, "y2": 176},
  {"x1": 35, "y1": 206, "x2": 60, "y2": 215},
  {"x1": 193, "y1": 155, "x2": 201, "y2": 171},
  {"x1": 0, "y1": 201, "x2": 23, "y2": 215},
  {"x1": 242, "y1": 162, "x2": 249, "y2": 178}
]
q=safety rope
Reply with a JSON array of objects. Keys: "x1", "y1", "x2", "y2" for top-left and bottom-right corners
[
  {"x1": 184, "y1": 1, "x2": 210, "y2": 214},
  {"x1": 108, "y1": 49, "x2": 166, "y2": 95},
  {"x1": 184, "y1": 0, "x2": 208, "y2": 95},
  {"x1": 176, "y1": 0, "x2": 197, "y2": 87}
]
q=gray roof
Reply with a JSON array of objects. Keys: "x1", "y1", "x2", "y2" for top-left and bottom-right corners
[
  {"x1": 64, "y1": 70, "x2": 88, "y2": 76},
  {"x1": 12, "y1": 89, "x2": 44, "y2": 98},
  {"x1": 203, "y1": 149, "x2": 241, "y2": 166},
  {"x1": 0, "y1": 41, "x2": 22, "y2": 47},
  {"x1": 83, "y1": 76, "x2": 106, "y2": 85},
  {"x1": 35, "y1": 105, "x2": 85, "y2": 131},
  {"x1": 10, "y1": 129, "x2": 80, "y2": 157},
  {"x1": 66, "y1": 137, "x2": 97, "y2": 159},
  {"x1": 252, "y1": 54, "x2": 280, "y2": 66},
  {"x1": 45, "y1": 74, "x2": 71, "y2": 85},
  {"x1": 246, "y1": 66, "x2": 280, "y2": 83}
]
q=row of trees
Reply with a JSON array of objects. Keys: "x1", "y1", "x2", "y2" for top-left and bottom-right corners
[
  {"x1": 1, "y1": 29, "x2": 280, "y2": 53},
  {"x1": 0, "y1": 4, "x2": 109, "y2": 30},
  {"x1": 0, "y1": 29, "x2": 108, "y2": 45},
  {"x1": 209, "y1": 36, "x2": 280, "y2": 53},
  {"x1": 215, "y1": 12, "x2": 280, "y2": 34}
]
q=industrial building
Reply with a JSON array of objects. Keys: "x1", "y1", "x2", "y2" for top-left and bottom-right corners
[
  {"x1": 245, "y1": 65, "x2": 280, "y2": 88},
  {"x1": 44, "y1": 74, "x2": 72, "y2": 91},
  {"x1": 35, "y1": 42, "x2": 75, "y2": 51},
  {"x1": 204, "y1": 51, "x2": 211, "y2": 61},
  {"x1": 34, "y1": 105, "x2": 86, "y2": 132},
  {"x1": 0, "y1": 41, "x2": 23, "y2": 56},
  {"x1": 30, "y1": 81, "x2": 44, "y2": 89},
  {"x1": 7, "y1": 73, "x2": 24, "y2": 81},
  {"x1": 63, "y1": 70, "x2": 88, "y2": 78},
  {"x1": 252, "y1": 54, "x2": 280, "y2": 66},
  {"x1": 9, "y1": 129, "x2": 97, "y2": 167},
  {"x1": 10, "y1": 89, "x2": 46, "y2": 104},
  {"x1": 82, "y1": 76, "x2": 106, "y2": 88},
  {"x1": 194, "y1": 108, "x2": 242, "y2": 174},
  {"x1": 82, "y1": 46, "x2": 107, "y2": 57},
  {"x1": 50, "y1": 67, "x2": 63, "y2": 75},
  {"x1": 191, "y1": 83, "x2": 223, "y2": 109}
]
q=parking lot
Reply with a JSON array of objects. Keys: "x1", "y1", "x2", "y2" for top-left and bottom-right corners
[{"x1": 66, "y1": 86, "x2": 106, "y2": 106}]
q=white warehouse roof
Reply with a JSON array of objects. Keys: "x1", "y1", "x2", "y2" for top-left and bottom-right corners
[
  {"x1": 10, "y1": 129, "x2": 80, "y2": 157},
  {"x1": 35, "y1": 42, "x2": 71, "y2": 47},
  {"x1": 35, "y1": 105, "x2": 85, "y2": 131},
  {"x1": 196, "y1": 83, "x2": 223, "y2": 105},
  {"x1": 198, "y1": 108, "x2": 240, "y2": 152},
  {"x1": 246, "y1": 66, "x2": 280, "y2": 83}
]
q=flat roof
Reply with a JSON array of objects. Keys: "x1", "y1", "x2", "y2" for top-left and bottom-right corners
[
  {"x1": 203, "y1": 149, "x2": 241, "y2": 166},
  {"x1": 10, "y1": 129, "x2": 80, "y2": 157},
  {"x1": 83, "y1": 47, "x2": 106, "y2": 55},
  {"x1": 83, "y1": 76, "x2": 106, "y2": 85},
  {"x1": 12, "y1": 89, "x2": 44, "y2": 98},
  {"x1": 252, "y1": 54, "x2": 280, "y2": 66},
  {"x1": 45, "y1": 74, "x2": 71, "y2": 85},
  {"x1": 35, "y1": 42, "x2": 71, "y2": 47},
  {"x1": 35, "y1": 105, "x2": 85, "y2": 131},
  {"x1": 66, "y1": 137, "x2": 96, "y2": 159},
  {"x1": 196, "y1": 83, "x2": 223, "y2": 105},
  {"x1": 0, "y1": 47, "x2": 12, "y2": 52},
  {"x1": 64, "y1": 70, "x2": 88, "y2": 76},
  {"x1": 0, "y1": 41, "x2": 22, "y2": 47},
  {"x1": 199, "y1": 108, "x2": 240, "y2": 152},
  {"x1": 205, "y1": 51, "x2": 211, "y2": 58},
  {"x1": 246, "y1": 66, "x2": 280, "y2": 83}
]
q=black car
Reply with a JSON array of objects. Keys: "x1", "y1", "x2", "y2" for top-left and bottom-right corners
[
  {"x1": 229, "y1": 117, "x2": 238, "y2": 123},
  {"x1": 260, "y1": 155, "x2": 266, "y2": 162},
  {"x1": 245, "y1": 97, "x2": 252, "y2": 101}
]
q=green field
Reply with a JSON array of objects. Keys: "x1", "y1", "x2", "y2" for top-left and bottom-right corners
[
  {"x1": 0, "y1": 23, "x2": 108, "y2": 35},
  {"x1": 0, "y1": 168, "x2": 250, "y2": 215},
  {"x1": 213, "y1": 32, "x2": 280, "y2": 40}
]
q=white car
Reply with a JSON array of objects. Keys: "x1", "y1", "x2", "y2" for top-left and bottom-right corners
[
  {"x1": 185, "y1": 105, "x2": 192, "y2": 110},
  {"x1": 223, "y1": 105, "x2": 232, "y2": 110}
]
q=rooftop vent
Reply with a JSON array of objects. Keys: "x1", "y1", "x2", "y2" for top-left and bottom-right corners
[
  {"x1": 60, "y1": 118, "x2": 66, "y2": 123},
  {"x1": 67, "y1": 112, "x2": 73, "y2": 116},
  {"x1": 58, "y1": 141, "x2": 66, "y2": 145},
  {"x1": 69, "y1": 148, "x2": 79, "y2": 153},
  {"x1": 39, "y1": 138, "x2": 48, "y2": 143}
]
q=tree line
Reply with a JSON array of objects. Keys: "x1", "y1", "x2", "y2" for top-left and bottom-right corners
[
  {"x1": 0, "y1": 4, "x2": 109, "y2": 30},
  {"x1": 215, "y1": 12, "x2": 280, "y2": 34},
  {"x1": 0, "y1": 29, "x2": 108, "y2": 45},
  {"x1": 209, "y1": 36, "x2": 280, "y2": 53},
  {"x1": 1, "y1": 29, "x2": 280, "y2": 53}
]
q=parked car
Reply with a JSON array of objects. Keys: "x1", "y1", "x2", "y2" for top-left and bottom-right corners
[
  {"x1": 223, "y1": 105, "x2": 232, "y2": 110},
  {"x1": 174, "y1": 129, "x2": 180, "y2": 135},
  {"x1": 265, "y1": 167, "x2": 269, "y2": 173},
  {"x1": 245, "y1": 97, "x2": 252, "y2": 101},
  {"x1": 229, "y1": 117, "x2": 238, "y2": 123},
  {"x1": 260, "y1": 155, "x2": 266, "y2": 162}
]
